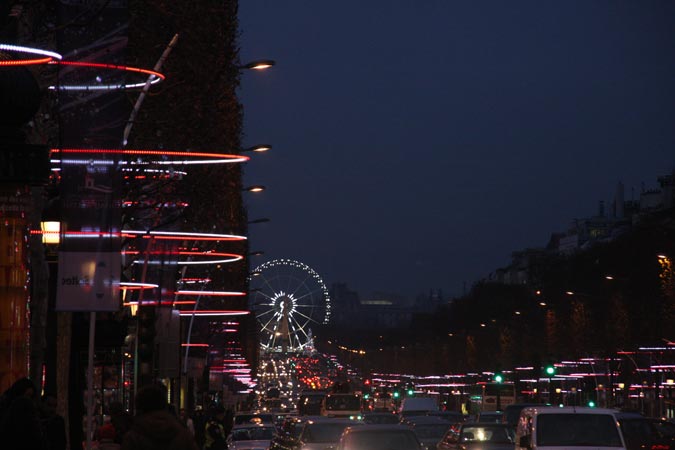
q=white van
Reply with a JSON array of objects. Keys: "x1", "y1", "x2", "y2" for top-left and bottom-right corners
[
  {"x1": 515, "y1": 406, "x2": 626, "y2": 450},
  {"x1": 398, "y1": 397, "x2": 438, "y2": 417}
]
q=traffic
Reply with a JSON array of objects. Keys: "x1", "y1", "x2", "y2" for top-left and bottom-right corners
[{"x1": 242, "y1": 352, "x2": 675, "y2": 450}]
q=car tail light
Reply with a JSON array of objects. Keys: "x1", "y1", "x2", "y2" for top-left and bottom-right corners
[{"x1": 650, "y1": 444, "x2": 669, "y2": 450}]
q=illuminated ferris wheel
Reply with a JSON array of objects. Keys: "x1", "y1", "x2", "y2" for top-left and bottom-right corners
[{"x1": 249, "y1": 259, "x2": 331, "y2": 353}]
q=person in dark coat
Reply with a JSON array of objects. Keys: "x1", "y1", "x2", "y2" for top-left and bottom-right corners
[
  {"x1": 39, "y1": 395, "x2": 67, "y2": 450},
  {"x1": 0, "y1": 377, "x2": 47, "y2": 450},
  {"x1": 121, "y1": 384, "x2": 198, "y2": 450},
  {"x1": 203, "y1": 405, "x2": 227, "y2": 450},
  {"x1": 109, "y1": 401, "x2": 133, "y2": 445}
]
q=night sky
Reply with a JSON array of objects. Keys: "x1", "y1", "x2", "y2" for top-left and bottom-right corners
[{"x1": 237, "y1": 1, "x2": 675, "y2": 300}]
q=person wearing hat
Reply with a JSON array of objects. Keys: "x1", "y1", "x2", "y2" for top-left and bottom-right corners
[
  {"x1": 203, "y1": 405, "x2": 227, "y2": 450},
  {"x1": 121, "y1": 384, "x2": 198, "y2": 450}
]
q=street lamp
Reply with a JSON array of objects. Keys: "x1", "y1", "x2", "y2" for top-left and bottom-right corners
[
  {"x1": 242, "y1": 144, "x2": 272, "y2": 153},
  {"x1": 240, "y1": 59, "x2": 276, "y2": 70}
]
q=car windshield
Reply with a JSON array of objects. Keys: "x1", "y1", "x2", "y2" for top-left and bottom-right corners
[
  {"x1": 537, "y1": 414, "x2": 623, "y2": 447},
  {"x1": 302, "y1": 423, "x2": 355, "y2": 443},
  {"x1": 231, "y1": 427, "x2": 276, "y2": 441},
  {"x1": 460, "y1": 426, "x2": 514, "y2": 444},
  {"x1": 343, "y1": 430, "x2": 421, "y2": 450}
]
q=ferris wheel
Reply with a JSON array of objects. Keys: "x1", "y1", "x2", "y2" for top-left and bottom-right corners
[{"x1": 248, "y1": 259, "x2": 331, "y2": 353}]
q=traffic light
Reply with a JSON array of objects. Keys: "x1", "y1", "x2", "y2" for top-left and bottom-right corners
[
  {"x1": 393, "y1": 391, "x2": 400, "y2": 399},
  {"x1": 493, "y1": 372, "x2": 504, "y2": 383},
  {"x1": 587, "y1": 400, "x2": 596, "y2": 408},
  {"x1": 407, "y1": 388, "x2": 414, "y2": 396},
  {"x1": 544, "y1": 364, "x2": 556, "y2": 377}
]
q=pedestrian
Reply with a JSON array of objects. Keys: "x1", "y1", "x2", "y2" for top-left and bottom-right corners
[
  {"x1": 97, "y1": 418, "x2": 121, "y2": 450},
  {"x1": 192, "y1": 407, "x2": 206, "y2": 449},
  {"x1": 121, "y1": 384, "x2": 198, "y2": 450},
  {"x1": 109, "y1": 401, "x2": 133, "y2": 445},
  {"x1": 179, "y1": 408, "x2": 195, "y2": 436},
  {"x1": 39, "y1": 395, "x2": 67, "y2": 450},
  {"x1": 203, "y1": 405, "x2": 227, "y2": 450},
  {"x1": 0, "y1": 377, "x2": 48, "y2": 450}
]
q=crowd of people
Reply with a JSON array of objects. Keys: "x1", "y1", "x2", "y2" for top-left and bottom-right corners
[{"x1": 0, "y1": 377, "x2": 236, "y2": 450}]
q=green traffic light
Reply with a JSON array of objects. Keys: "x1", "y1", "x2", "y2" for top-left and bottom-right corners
[
  {"x1": 588, "y1": 400, "x2": 596, "y2": 408},
  {"x1": 393, "y1": 391, "x2": 400, "y2": 398},
  {"x1": 407, "y1": 389, "x2": 414, "y2": 396},
  {"x1": 494, "y1": 373, "x2": 503, "y2": 383},
  {"x1": 545, "y1": 365, "x2": 556, "y2": 376}
]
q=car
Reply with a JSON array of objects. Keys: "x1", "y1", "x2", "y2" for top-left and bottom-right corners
[
  {"x1": 399, "y1": 398, "x2": 439, "y2": 418},
  {"x1": 474, "y1": 411, "x2": 504, "y2": 423},
  {"x1": 338, "y1": 424, "x2": 425, "y2": 450},
  {"x1": 298, "y1": 417, "x2": 363, "y2": 450},
  {"x1": 234, "y1": 412, "x2": 277, "y2": 426},
  {"x1": 502, "y1": 403, "x2": 544, "y2": 428},
  {"x1": 437, "y1": 422, "x2": 515, "y2": 450},
  {"x1": 269, "y1": 417, "x2": 308, "y2": 450},
  {"x1": 405, "y1": 416, "x2": 452, "y2": 450},
  {"x1": 362, "y1": 412, "x2": 401, "y2": 425},
  {"x1": 515, "y1": 406, "x2": 626, "y2": 450},
  {"x1": 426, "y1": 411, "x2": 465, "y2": 424},
  {"x1": 298, "y1": 391, "x2": 328, "y2": 416},
  {"x1": 227, "y1": 423, "x2": 278, "y2": 450},
  {"x1": 614, "y1": 411, "x2": 674, "y2": 450}
]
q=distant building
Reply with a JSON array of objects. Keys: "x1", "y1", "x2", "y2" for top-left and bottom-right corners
[
  {"x1": 328, "y1": 284, "x2": 416, "y2": 329},
  {"x1": 485, "y1": 170, "x2": 675, "y2": 286}
]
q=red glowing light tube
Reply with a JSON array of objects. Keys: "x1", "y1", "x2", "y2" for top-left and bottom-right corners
[
  {"x1": 123, "y1": 250, "x2": 244, "y2": 266},
  {"x1": 119, "y1": 282, "x2": 159, "y2": 291},
  {"x1": 124, "y1": 230, "x2": 246, "y2": 241},
  {"x1": 51, "y1": 148, "x2": 249, "y2": 165},
  {"x1": 48, "y1": 60, "x2": 165, "y2": 91},
  {"x1": 178, "y1": 311, "x2": 251, "y2": 317},
  {"x1": 175, "y1": 290, "x2": 247, "y2": 297},
  {"x1": 0, "y1": 44, "x2": 62, "y2": 66}
]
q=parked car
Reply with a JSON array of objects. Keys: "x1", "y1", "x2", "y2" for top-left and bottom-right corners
[
  {"x1": 437, "y1": 422, "x2": 515, "y2": 450},
  {"x1": 338, "y1": 424, "x2": 424, "y2": 450}
]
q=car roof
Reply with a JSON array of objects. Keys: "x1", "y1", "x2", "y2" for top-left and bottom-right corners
[
  {"x1": 232, "y1": 424, "x2": 277, "y2": 430},
  {"x1": 408, "y1": 416, "x2": 450, "y2": 424},
  {"x1": 305, "y1": 417, "x2": 359, "y2": 424},
  {"x1": 613, "y1": 411, "x2": 645, "y2": 419},
  {"x1": 345, "y1": 424, "x2": 416, "y2": 432},
  {"x1": 462, "y1": 422, "x2": 512, "y2": 428},
  {"x1": 523, "y1": 406, "x2": 618, "y2": 415}
]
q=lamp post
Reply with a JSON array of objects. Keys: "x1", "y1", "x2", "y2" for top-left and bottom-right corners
[
  {"x1": 243, "y1": 185, "x2": 266, "y2": 193},
  {"x1": 242, "y1": 144, "x2": 272, "y2": 153},
  {"x1": 240, "y1": 60, "x2": 276, "y2": 70}
]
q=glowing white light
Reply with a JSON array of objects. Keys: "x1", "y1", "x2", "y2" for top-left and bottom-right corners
[{"x1": 0, "y1": 43, "x2": 62, "y2": 61}]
